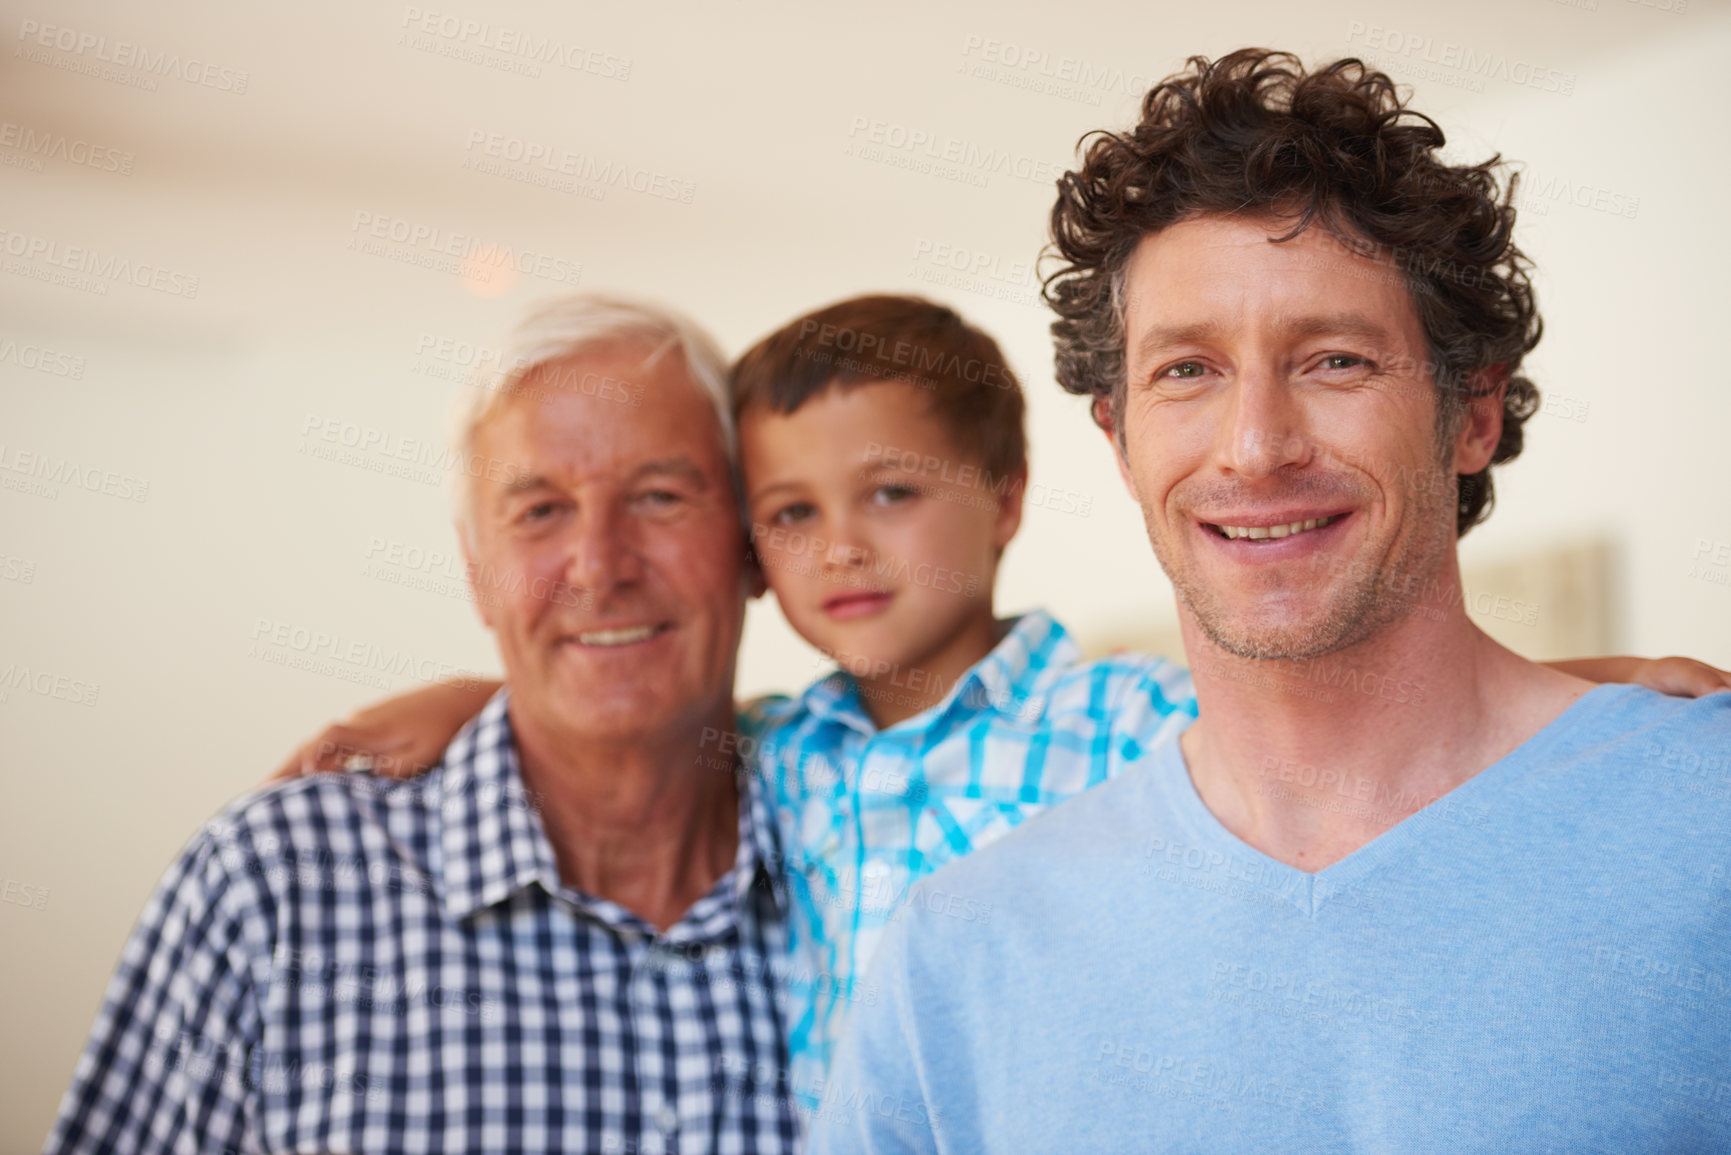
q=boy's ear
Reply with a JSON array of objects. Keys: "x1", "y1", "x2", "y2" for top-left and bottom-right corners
[
  {"x1": 1094, "y1": 396, "x2": 1140, "y2": 502},
  {"x1": 458, "y1": 529, "x2": 498, "y2": 631},
  {"x1": 993, "y1": 464, "x2": 1027, "y2": 552}
]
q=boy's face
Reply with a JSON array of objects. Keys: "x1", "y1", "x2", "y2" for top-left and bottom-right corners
[{"x1": 740, "y1": 380, "x2": 1022, "y2": 680}]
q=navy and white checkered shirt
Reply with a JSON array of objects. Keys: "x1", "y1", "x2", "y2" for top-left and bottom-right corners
[{"x1": 45, "y1": 690, "x2": 800, "y2": 1154}]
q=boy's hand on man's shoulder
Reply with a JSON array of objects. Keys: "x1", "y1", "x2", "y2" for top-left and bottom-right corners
[{"x1": 1630, "y1": 655, "x2": 1731, "y2": 698}]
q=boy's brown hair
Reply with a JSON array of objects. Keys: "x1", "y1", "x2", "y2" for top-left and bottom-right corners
[{"x1": 731, "y1": 295, "x2": 1027, "y2": 484}]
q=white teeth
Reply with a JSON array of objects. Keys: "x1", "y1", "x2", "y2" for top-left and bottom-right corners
[
  {"x1": 1217, "y1": 516, "x2": 1334, "y2": 541},
  {"x1": 577, "y1": 626, "x2": 658, "y2": 646}
]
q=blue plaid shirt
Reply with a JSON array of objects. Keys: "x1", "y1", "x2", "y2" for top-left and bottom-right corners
[
  {"x1": 46, "y1": 690, "x2": 801, "y2": 1155},
  {"x1": 744, "y1": 610, "x2": 1196, "y2": 1109}
]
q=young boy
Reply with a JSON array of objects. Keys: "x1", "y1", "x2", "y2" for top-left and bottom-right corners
[
  {"x1": 275, "y1": 294, "x2": 1729, "y2": 1116},
  {"x1": 726, "y1": 296, "x2": 1202, "y2": 1113}
]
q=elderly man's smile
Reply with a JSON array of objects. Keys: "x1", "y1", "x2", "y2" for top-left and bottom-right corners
[{"x1": 563, "y1": 622, "x2": 674, "y2": 648}]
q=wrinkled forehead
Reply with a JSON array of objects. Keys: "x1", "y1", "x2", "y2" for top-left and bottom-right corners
[
  {"x1": 1122, "y1": 216, "x2": 1428, "y2": 363},
  {"x1": 482, "y1": 346, "x2": 732, "y2": 473}
]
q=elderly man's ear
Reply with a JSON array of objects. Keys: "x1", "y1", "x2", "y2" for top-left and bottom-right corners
[
  {"x1": 743, "y1": 538, "x2": 768, "y2": 601},
  {"x1": 458, "y1": 534, "x2": 499, "y2": 631}
]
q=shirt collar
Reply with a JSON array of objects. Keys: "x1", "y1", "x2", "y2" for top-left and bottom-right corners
[
  {"x1": 737, "y1": 764, "x2": 790, "y2": 913},
  {"x1": 794, "y1": 608, "x2": 1080, "y2": 736},
  {"x1": 433, "y1": 689, "x2": 559, "y2": 922},
  {"x1": 432, "y1": 688, "x2": 787, "y2": 926},
  {"x1": 942, "y1": 608, "x2": 1076, "y2": 728},
  {"x1": 792, "y1": 667, "x2": 875, "y2": 737}
]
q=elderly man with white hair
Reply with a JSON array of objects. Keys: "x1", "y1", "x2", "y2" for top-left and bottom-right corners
[{"x1": 45, "y1": 297, "x2": 800, "y2": 1154}]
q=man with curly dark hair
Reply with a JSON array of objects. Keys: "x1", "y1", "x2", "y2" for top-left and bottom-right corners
[{"x1": 812, "y1": 49, "x2": 1731, "y2": 1152}]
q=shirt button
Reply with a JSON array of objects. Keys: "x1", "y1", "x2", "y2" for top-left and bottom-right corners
[{"x1": 655, "y1": 1104, "x2": 679, "y2": 1132}]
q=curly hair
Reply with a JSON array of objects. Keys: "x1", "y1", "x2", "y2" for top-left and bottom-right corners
[{"x1": 1043, "y1": 48, "x2": 1541, "y2": 536}]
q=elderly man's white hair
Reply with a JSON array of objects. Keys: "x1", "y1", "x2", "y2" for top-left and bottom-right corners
[{"x1": 452, "y1": 293, "x2": 735, "y2": 547}]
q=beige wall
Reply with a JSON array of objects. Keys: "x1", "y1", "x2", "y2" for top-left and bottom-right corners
[{"x1": 3, "y1": 0, "x2": 1727, "y2": 1143}]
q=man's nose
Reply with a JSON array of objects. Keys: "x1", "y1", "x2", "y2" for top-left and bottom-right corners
[
  {"x1": 1217, "y1": 367, "x2": 1312, "y2": 478},
  {"x1": 565, "y1": 504, "x2": 643, "y2": 593}
]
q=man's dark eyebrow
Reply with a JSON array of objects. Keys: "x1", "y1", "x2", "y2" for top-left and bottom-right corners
[
  {"x1": 1132, "y1": 313, "x2": 1398, "y2": 366},
  {"x1": 1133, "y1": 320, "x2": 1222, "y2": 366},
  {"x1": 1279, "y1": 313, "x2": 1396, "y2": 345}
]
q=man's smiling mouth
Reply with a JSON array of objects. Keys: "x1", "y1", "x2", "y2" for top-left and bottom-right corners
[
  {"x1": 573, "y1": 624, "x2": 669, "y2": 647},
  {"x1": 1208, "y1": 514, "x2": 1342, "y2": 542}
]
